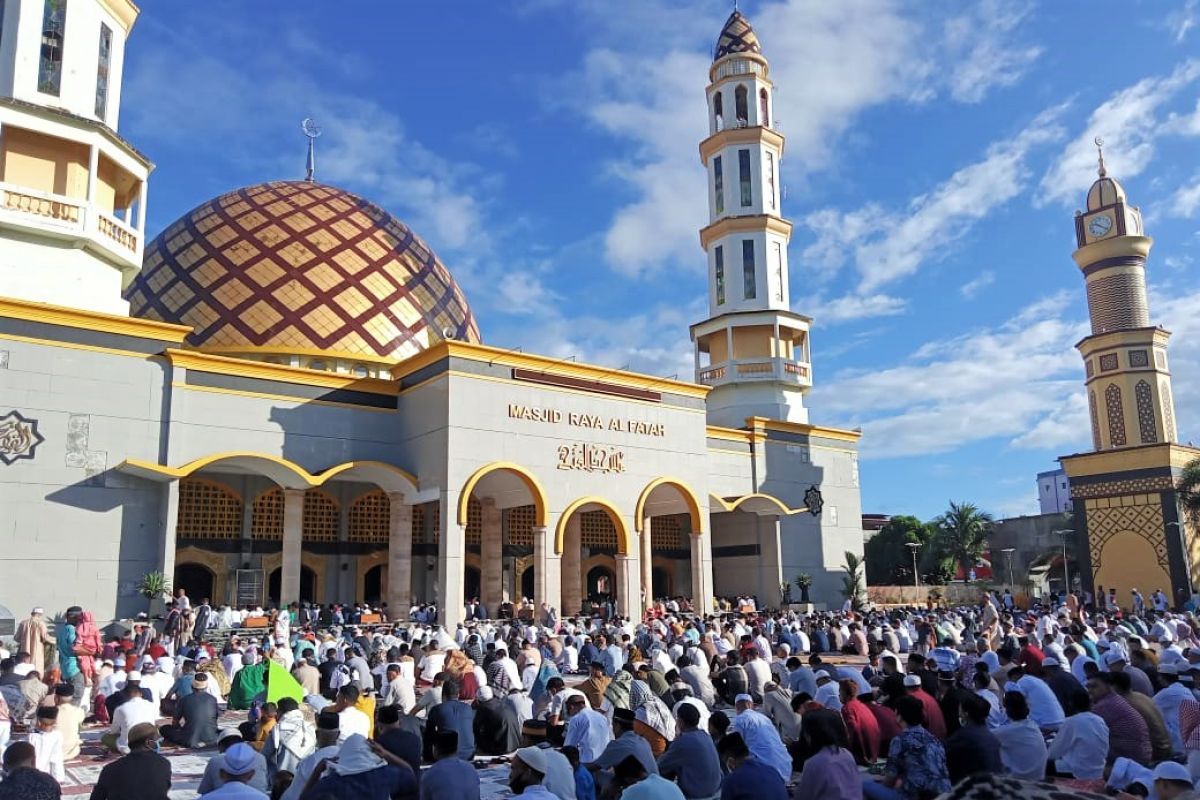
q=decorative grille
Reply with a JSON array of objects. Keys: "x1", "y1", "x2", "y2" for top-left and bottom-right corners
[
  {"x1": 506, "y1": 504, "x2": 536, "y2": 546},
  {"x1": 580, "y1": 510, "x2": 618, "y2": 550},
  {"x1": 177, "y1": 478, "x2": 243, "y2": 539},
  {"x1": 651, "y1": 515, "x2": 685, "y2": 550},
  {"x1": 303, "y1": 490, "x2": 339, "y2": 542},
  {"x1": 251, "y1": 487, "x2": 283, "y2": 540},
  {"x1": 348, "y1": 489, "x2": 389, "y2": 543},
  {"x1": 466, "y1": 497, "x2": 481, "y2": 545}
]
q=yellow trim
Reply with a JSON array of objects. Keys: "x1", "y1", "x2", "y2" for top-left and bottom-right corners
[
  {"x1": 97, "y1": 0, "x2": 139, "y2": 31},
  {"x1": 204, "y1": 345, "x2": 400, "y2": 368},
  {"x1": 705, "y1": 425, "x2": 766, "y2": 444},
  {"x1": 119, "y1": 452, "x2": 418, "y2": 491},
  {"x1": 634, "y1": 478, "x2": 705, "y2": 534},
  {"x1": 457, "y1": 462, "x2": 549, "y2": 528},
  {"x1": 0, "y1": 296, "x2": 190, "y2": 342},
  {"x1": 555, "y1": 496, "x2": 633, "y2": 555},
  {"x1": 0, "y1": 330, "x2": 159, "y2": 359},
  {"x1": 706, "y1": 447, "x2": 755, "y2": 457},
  {"x1": 1060, "y1": 442, "x2": 1200, "y2": 478},
  {"x1": 391, "y1": 341, "x2": 710, "y2": 400},
  {"x1": 745, "y1": 416, "x2": 863, "y2": 443},
  {"x1": 699, "y1": 215, "x2": 793, "y2": 251},
  {"x1": 699, "y1": 125, "x2": 786, "y2": 165},
  {"x1": 1072, "y1": 235, "x2": 1152, "y2": 270},
  {"x1": 173, "y1": 381, "x2": 397, "y2": 413},
  {"x1": 709, "y1": 491, "x2": 810, "y2": 516},
  {"x1": 167, "y1": 349, "x2": 398, "y2": 397},
  {"x1": 1077, "y1": 328, "x2": 1170, "y2": 356},
  {"x1": 321, "y1": 461, "x2": 419, "y2": 492}
]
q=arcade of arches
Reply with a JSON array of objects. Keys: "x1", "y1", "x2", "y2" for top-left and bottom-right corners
[{"x1": 165, "y1": 463, "x2": 719, "y2": 623}]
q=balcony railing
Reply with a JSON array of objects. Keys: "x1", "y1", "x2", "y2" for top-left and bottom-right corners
[
  {"x1": 0, "y1": 181, "x2": 141, "y2": 266},
  {"x1": 698, "y1": 356, "x2": 811, "y2": 387}
]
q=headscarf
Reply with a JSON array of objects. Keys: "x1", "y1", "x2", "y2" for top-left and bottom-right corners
[
  {"x1": 75, "y1": 611, "x2": 102, "y2": 679},
  {"x1": 530, "y1": 659, "x2": 561, "y2": 703},
  {"x1": 328, "y1": 734, "x2": 386, "y2": 776},
  {"x1": 465, "y1": 634, "x2": 484, "y2": 665},
  {"x1": 605, "y1": 669, "x2": 632, "y2": 711},
  {"x1": 197, "y1": 658, "x2": 231, "y2": 696},
  {"x1": 227, "y1": 661, "x2": 267, "y2": 710}
]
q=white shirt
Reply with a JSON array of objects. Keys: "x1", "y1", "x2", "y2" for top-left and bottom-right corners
[
  {"x1": 1155, "y1": 682, "x2": 1192, "y2": 752},
  {"x1": 280, "y1": 744, "x2": 339, "y2": 800},
  {"x1": 564, "y1": 708, "x2": 613, "y2": 764},
  {"x1": 31, "y1": 729, "x2": 64, "y2": 780},
  {"x1": 418, "y1": 651, "x2": 447, "y2": 683},
  {"x1": 975, "y1": 689, "x2": 1007, "y2": 729},
  {"x1": 745, "y1": 659, "x2": 771, "y2": 697},
  {"x1": 110, "y1": 697, "x2": 158, "y2": 753},
  {"x1": 994, "y1": 718, "x2": 1047, "y2": 781},
  {"x1": 730, "y1": 708, "x2": 793, "y2": 782},
  {"x1": 1046, "y1": 711, "x2": 1108, "y2": 779},
  {"x1": 1015, "y1": 675, "x2": 1065, "y2": 729},
  {"x1": 546, "y1": 688, "x2": 584, "y2": 721},
  {"x1": 337, "y1": 706, "x2": 371, "y2": 743}
]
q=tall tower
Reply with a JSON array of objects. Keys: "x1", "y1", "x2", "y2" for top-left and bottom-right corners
[
  {"x1": 690, "y1": 9, "x2": 811, "y2": 428},
  {"x1": 1073, "y1": 141, "x2": 1177, "y2": 450},
  {"x1": 0, "y1": 0, "x2": 149, "y2": 315},
  {"x1": 1061, "y1": 142, "x2": 1200, "y2": 611}
]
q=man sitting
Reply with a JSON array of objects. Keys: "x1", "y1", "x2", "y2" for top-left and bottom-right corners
[{"x1": 161, "y1": 672, "x2": 220, "y2": 749}]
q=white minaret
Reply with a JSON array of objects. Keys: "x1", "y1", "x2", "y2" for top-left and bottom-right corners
[
  {"x1": 0, "y1": 0, "x2": 150, "y2": 315},
  {"x1": 690, "y1": 9, "x2": 811, "y2": 427}
]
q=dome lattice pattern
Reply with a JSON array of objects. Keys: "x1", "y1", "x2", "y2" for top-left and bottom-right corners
[
  {"x1": 714, "y1": 10, "x2": 762, "y2": 60},
  {"x1": 126, "y1": 180, "x2": 480, "y2": 362}
]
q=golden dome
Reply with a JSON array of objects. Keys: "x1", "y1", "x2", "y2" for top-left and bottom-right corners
[
  {"x1": 714, "y1": 10, "x2": 762, "y2": 61},
  {"x1": 125, "y1": 180, "x2": 481, "y2": 365}
]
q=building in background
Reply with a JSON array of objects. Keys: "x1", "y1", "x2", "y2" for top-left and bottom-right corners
[{"x1": 1038, "y1": 468, "x2": 1073, "y2": 514}]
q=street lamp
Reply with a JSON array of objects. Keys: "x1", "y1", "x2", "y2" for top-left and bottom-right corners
[
  {"x1": 1001, "y1": 547, "x2": 1016, "y2": 589},
  {"x1": 905, "y1": 542, "x2": 921, "y2": 589},
  {"x1": 1053, "y1": 529, "x2": 1074, "y2": 595}
]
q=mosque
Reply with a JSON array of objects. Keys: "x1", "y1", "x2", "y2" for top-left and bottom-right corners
[{"x1": 0, "y1": 2, "x2": 867, "y2": 626}]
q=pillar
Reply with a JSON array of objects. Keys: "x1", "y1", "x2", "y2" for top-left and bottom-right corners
[
  {"x1": 562, "y1": 514, "x2": 583, "y2": 616},
  {"x1": 690, "y1": 532, "x2": 714, "y2": 613},
  {"x1": 155, "y1": 481, "x2": 181, "y2": 618},
  {"x1": 481, "y1": 497, "x2": 502, "y2": 613},
  {"x1": 756, "y1": 516, "x2": 783, "y2": 607},
  {"x1": 616, "y1": 550, "x2": 641, "y2": 620},
  {"x1": 387, "y1": 492, "x2": 412, "y2": 619},
  {"x1": 437, "y1": 493, "x2": 466, "y2": 628},
  {"x1": 640, "y1": 516, "x2": 653, "y2": 610},
  {"x1": 137, "y1": 180, "x2": 148, "y2": 233},
  {"x1": 281, "y1": 488, "x2": 305, "y2": 607},
  {"x1": 533, "y1": 525, "x2": 562, "y2": 619},
  {"x1": 87, "y1": 144, "x2": 98, "y2": 206}
]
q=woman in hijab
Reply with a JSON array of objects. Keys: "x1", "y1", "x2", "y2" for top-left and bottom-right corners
[
  {"x1": 74, "y1": 611, "x2": 103, "y2": 688},
  {"x1": 605, "y1": 669, "x2": 632, "y2": 712},
  {"x1": 228, "y1": 656, "x2": 267, "y2": 711},
  {"x1": 464, "y1": 634, "x2": 484, "y2": 666}
]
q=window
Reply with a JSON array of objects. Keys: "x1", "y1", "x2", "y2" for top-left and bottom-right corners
[
  {"x1": 713, "y1": 156, "x2": 724, "y2": 214},
  {"x1": 713, "y1": 92, "x2": 723, "y2": 128},
  {"x1": 766, "y1": 152, "x2": 776, "y2": 210},
  {"x1": 759, "y1": 88, "x2": 769, "y2": 127},
  {"x1": 95, "y1": 23, "x2": 112, "y2": 120},
  {"x1": 742, "y1": 240, "x2": 756, "y2": 300},
  {"x1": 734, "y1": 85, "x2": 748, "y2": 126},
  {"x1": 38, "y1": 0, "x2": 67, "y2": 96},
  {"x1": 715, "y1": 246, "x2": 725, "y2": 305},
  {"x1": 772, "y1": 242, "x2": 783, "y2": 302},
  {"x1": 738, "y1": 149, "x2": 752, "y2": 207}
]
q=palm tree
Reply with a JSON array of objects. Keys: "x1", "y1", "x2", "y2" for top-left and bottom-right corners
[
  {"x1": 1179, "y1": 457, "x2": 1200, "y2": 527},
  {"x1": 841, "y1": 552, "x2": 865, "y2": 611},
  {"x1": 932, "y1": 501, "x2": 993, "y2": 580}
]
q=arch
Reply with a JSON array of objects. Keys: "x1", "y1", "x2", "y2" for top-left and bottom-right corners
[
  {"x1": 174, "y1": 562, "x2": 215, "y2": 603},
  {"x1": 356, "y1": 550, "x2": 388, "y2": 603},
  {"x1": 318, "y1": 461, "x2": 418, "y2": 495},
  {"x1": 734, "y1": 84, "x2": 749, "y2": 124},
  {"x1": 1093, "y1": 530, "x2": 1170, "y2": 608},
  {"x1": 175, "y1": 546, "x2": 228, "y2": 603},
  {"x1": 268, "y1": 566, "x2": 317, "y2": 605},
  {"x1": 709, "y1": 491, "x2": 810, "y2": 516},
  {"x1": 555, "y1": 497, "x2": 632, "y2": 555},
  {"x1": 457, "y1": 461, "x2": 549, "y2": 527},
  {"x1": 759, "y1": 88, "x2": 769, "y2": 127},
  {"x1": 635, "y1": 477, "x2": 705, "y2": 534},
  {"x1": 262, "y1": 551, "x2": 326, "y2": 603},
  {"x1": 118, "y1": 453, "x2": 418, "y2": 494}
]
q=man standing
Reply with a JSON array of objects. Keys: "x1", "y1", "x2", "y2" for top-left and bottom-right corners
[
  {"x1": 192, "y1": 598, "x2": 212, "y2": 642},
  {"x1": 91, "y1": 722, "x2": 172, "y2": 800},
  {"x1": 15, "y1": 608, "x2": 50, "y2": 676},
  {"x1": 57, "y1": 606, "x2": 84, "y2": 703}
]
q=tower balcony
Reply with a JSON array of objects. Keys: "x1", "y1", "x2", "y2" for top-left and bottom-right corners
[
  {"x1": 0, "y1": 180, "x2": 141, "y2": 269},
  {"x1": 697, "y1": 354, "x2": 811, "y2": 388}
]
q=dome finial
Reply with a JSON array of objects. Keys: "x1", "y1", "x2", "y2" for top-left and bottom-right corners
[
  {"x1": 302, "y1": 118, "x2": 323, "y2": 182},
  {"x1": 1094, "y1": 136, "x2": 1107, "y2": 178}
]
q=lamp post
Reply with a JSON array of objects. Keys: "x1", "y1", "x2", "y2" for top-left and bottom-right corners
[
  {"x1": 906, "y1": 542, "x2": 921, "y2": 589},
  {"x1": 1001, "y1": 547, "x2": 1015, "y2": 589},
  {"x1": 1053, "y1": 529, "x2": 1074, "y2": 595}
]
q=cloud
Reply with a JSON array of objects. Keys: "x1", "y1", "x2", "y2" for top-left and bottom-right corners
[
  {"x1": 1165, "y1": 0, "x2": 1199, "y2": 43},
  {"x1": 808, "y1": 293, "x2": 907, "y2": 324},
  {"x1": 960, "y1": 270, "x2": 996, "y2": 299},
  {"x1": 1165, "y1": 175, "x2": 1200, "y2": 217},
  {"x1": 1038, "y1": 60, "x2": 1200, "y2": 207},
  {"x1": 495, "y1": 270, "x2": 562, "y2": 313},
  {"x1": 802, "y1": 106, "x2": 1066, "y2": 292},
  {"x1": 942, "y1": 0, "x2": 1042, "y2": 103}
]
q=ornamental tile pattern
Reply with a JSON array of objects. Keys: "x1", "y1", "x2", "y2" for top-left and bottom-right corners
[
  {"x1": 1162, "y1": 380, "x2": 1176, "y2": 442},
  {"x1": 1099, "y1": 353, "x2": 1118, "y2": 372},
  {"x1": 1105, "y1": 383, "x2": 1126, "y2": 446},
  {"x1": 714, "y1": 10, "x2": 762, "y2": 59},
  {"x1": 126, "y1": 181, "x2": 481, "y2": 361},
  {"x1": 0, "y1": 409, "x2": 44, "y2": 465},
  {"x1": 1128, "y1": 349, "x2": 1149, "y2": 368},
  {"x1": 1089, "y1": 390, "x2": 1102, "y2": 450},
  {"x1": 1085, "y1": 493, "x2": 1167, "y2": 572},
  {"x1": 1070, "y1": 476, "x2": 1174, "y2": 499},
  {"x1": 1135, "y1": 380, "x2": 1158, "y2": 443}
]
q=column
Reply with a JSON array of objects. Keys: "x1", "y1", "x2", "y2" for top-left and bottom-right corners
[
  {"x1": 386, "y1": 492, "x2": 412, "y2": 619},
  {"x1": 533, "y1": 525, "x2": 562, "y2": 619},
  {"x1": 615, "y1": 551, "x2": 641, "y2": 620},
  {"x1": 640, "y1": 516, "x2": 653, "y2": 610},
  {"x1": 281, "y1": 488, "x2": 305, "y2": 606},
  {"x1": 87, "y1": 145, "x2": 99, "y2": 206},
  {"x1": 480, "y1": 497, "x2": 502, "y2": 614},
  {"x1": 156, "y1": 481, "x2": 181, "y2": 617},
  {"x1": 756, "y1": 516, "x2": 783, "y2": 607},
  {"x1": 437, "y1": 493, "x2": 466, "y2": 628},
  {"x1": 690, "y1": 533, "x2": 714, "y2": 614},
  {"x1": 137, "y1": 180, "x2": 148, "y2": 234},
  {"x1": 562, "y1": 515, "x2": 583, "y2": 616}
]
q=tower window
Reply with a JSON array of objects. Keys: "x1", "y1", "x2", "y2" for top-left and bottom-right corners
[
  {"x1": 715, "y1": 246, "x2": 725, "y2": 305},
  {"x1": 738, "y1": 149, "x2": 752, "y2": 208},
  {"x1": 38, "y1": 0, "x2": 67, "y2": 97},
  {"x1": 734, "y1": 85, "x2": 748, "y2": 126},
  {"x1": 742, "y1": 240, "x2": 756, "y2": 300},
  {"x1": 766, "y1": 152, "x2": 776, "y2": 210},
  {"x1": 759, "y1": 88, "x2": 770, "y2": 127},
  {"x1": 713, "y1": 156, "x2": 724, "y2": 214},
  {"x1": 713, "y1": 92, "x2": 723, "y2": 130},
  {"x1": 772, "y1": 242, "x2": 783, "y2": 302},
  {"x1": 95, "y1": 23, "x2": 112, "y2": 120}
]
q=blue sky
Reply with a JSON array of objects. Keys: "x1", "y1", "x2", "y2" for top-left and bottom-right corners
[{"x1": 120, "y1": 1, "x2": 1200, "y2": 522}]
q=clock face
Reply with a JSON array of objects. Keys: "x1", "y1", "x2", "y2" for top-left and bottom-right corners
[{"x1": 1088, "y1": 215, "x2": 1113, "y2": 238}]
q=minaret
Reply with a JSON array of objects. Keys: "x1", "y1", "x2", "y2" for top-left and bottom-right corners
[
  {"x1": 1073, "y1": 139, "x2": 1178, "y2": 449},
  {"x1": 0, "y1": 0, "x2": 150, "y2": 315},
  {"x1": 690, "y1": 9, "x2": 811, "y2": 428}
]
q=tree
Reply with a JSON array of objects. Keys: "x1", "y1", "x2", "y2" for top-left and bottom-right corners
[
  {"x1": 864, "y1": 515, "x2": 936, "y2": 584},
  {"x1": 1179, "y1": 457, "x2": 1200, "y2": 528},
  {"x1": 931, "y1": 501, "x2": 993, "y2": 580},
  {"x1": 841, "y1": 551, "x2": 865, "y2": 611},
  {"x1": 137, "y1": 570, "x2": 171, "y2": 614}
]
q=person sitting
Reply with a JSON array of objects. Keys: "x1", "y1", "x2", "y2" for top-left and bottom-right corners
[
  {"x1": 472, "y1": 686, "x2": 521, "y2": 756},
  {"x1": 943, "y1": 693, "x2": 1001, "y2": 785},
  {"x1": 198, "y1": 733, "x2": 271, "y2": 796},
  {"x1": 992, "y1": 691, "x2": 1045, "y2": 782},
  {"x1": 51, "y1": 682, "x2": 84, "y2": 761},
  {"x1": 657, "y1": 702, "x2": 721, "y2": 800},
  {"x1": 419, "y1": 730, "x2": 479, "y2": 800},
  {"x1": 261, "y1": 697, "x2": 315, "y2": 783},
  {"x1": 1046, "y1": 687, "x2": 1108, "y2": 779},
  {"x1": 0, "y1": 740, "x2": 61, "y2": 800},
  {"x1": 425, "y1": 678, "x2": 476, "y2": 762},
  {"x1": 717, "y1": 732, "x2": 789, "y2": 800},
  {"x1": 563, "y1": 746, "x2": 596, "y2": 800},
  {"x1": 862, "y1": 694, "x2": 951, "y2": 800},
  {"x1": 592, "y1": 707, "x2": 658, "y2": 791},
  {"x1": 839, "y1": 680, "x2": 881, "y2": 766},
  {"x1": 1087, "y1": 672, "x2": 1151, "y2": 766},
  {"x1": 375, "y1": 704, "x2": 422, "y2": 793},
  {"x1": 103, "y1": 677, "x2": 158, "y2": 754},
  {"x1": 613, "y1": 753, "x2": 686, "y2": 800},
  {"x1": 199, "y1": 742, "x2": 262, "y2": 798},
  {"x1": 793, "y1": 708, "x2": 862, "y2": 800},
  {"x1": 29, "y1": 706, "x2": 64, "y2": 782},
  {"x1": 1151, "y1": 761, "x2": 1198, "y2": 800},
  {"x1": 92, "y1": 723, "x2": 172, "y2": 800},
  {"x1": 161, "y1": 671, "x2": 220, "y2": 749}
]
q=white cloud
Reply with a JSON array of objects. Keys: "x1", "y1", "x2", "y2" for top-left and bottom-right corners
[
  {"x1": 807, "y1": 293, "x2": 907, "y2": 324},
  {"x1": 495, "y1": 270, "x2": 562, "y2": 313},
  {"x1": 1038, "y1": 60, "x2": 1200, "y2": 207},
  {"x1": 943, "y1": 0, "x2": 1042, "y2": 103},
  {"x1": 1165, "y1": 0, "x2": 1199, "y2": 43},
  {"x1": 1165, "y1": 176, "x2": 1200, "y2": 217},
  {"x1": 802, "y1": 106, "x2": 1065, "y2": 292},
  {"x1": 960, "y1": 270, "x2": 996, "y2": 299}
]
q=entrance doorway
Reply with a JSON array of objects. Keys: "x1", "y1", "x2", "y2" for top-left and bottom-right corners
[
  {"x1": 267, "y1": 566, "x2": 316, "y2": 605},
  {"x1": 520, "y1": 567, "x2": 534, "y2": 601},
  {"x1": 587, "y1": 565, "x2": 616, "y2": 601},
  {"x1": 363, "y1": 565, "x2": 384, "y2": 604},
  {"x1": 465, "y1": 567, "x2": 481, "y2": 601},
  {"x1": 174, "y1": 563, "x2": 215, "y2": 603}
]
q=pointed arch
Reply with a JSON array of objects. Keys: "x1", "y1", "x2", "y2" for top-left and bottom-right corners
[
  {"x1": 555, "y1": 497, "x2": 632, "y2": 555},
  {"x1": 635, "y1": 477, "x2": 705, "y2": 534},
  {"x1": 457, "y1": 461, "x2": 549, "y2": 527}
]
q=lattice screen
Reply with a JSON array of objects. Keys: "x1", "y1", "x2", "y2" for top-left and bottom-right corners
[
  {"x1": 177, "y1": 478, "x2": 243, "y2": 539},
  {"x1": 412, "y1": 502, "x2": 440, "y2": 543},
  {"x1": 303, "y1": 490, "x2": 339, "y2": 542},
  {"x1": 348, "y1": 489, "x2": 389, "y2": 543},
  {"x1": 431, "y1": 502, "x2": 441, "y2": 543},
  {"x1": 506, "y1": 505, "x2": 535, "y2": 546},
  {"x1": 651, "y1": 514, "x2": 685, "y2": 550},
  {"x1": 466, "y1": 497, "x2": 482, "y2": 545},
  {"x1": 412, "y1": 504, "x2": 427, "y2": 544},
  {"x1": 581, "y1": 510, "x2": 618, "y2": 550},
  {"x1": 251, "y1": 487, "x2": 284, "y2": 540}
]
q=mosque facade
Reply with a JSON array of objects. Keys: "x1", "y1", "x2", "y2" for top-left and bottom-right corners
[{"x1": 0, "y1": 2, "x2": 865, "y2": 627}]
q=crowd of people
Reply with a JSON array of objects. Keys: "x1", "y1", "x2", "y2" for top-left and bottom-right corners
[{"x1": 6, "y1": 587, "x2": 1200, "y2": 799}]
